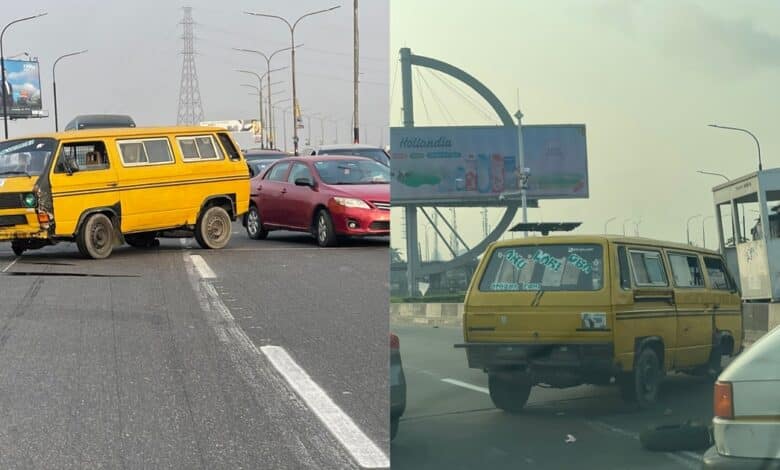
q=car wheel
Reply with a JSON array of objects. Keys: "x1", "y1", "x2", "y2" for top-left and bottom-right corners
[
  {"x1": 705, "y1": 341, "x2": 724, "y2": 380},
  {"x1": 195, "y1": 206, "x2": 232, "y2": 250},
  {"x1": 315, "y1": 209, "x2": 337, "y2": 247},
  {"x1": 622, "y1": 347, "x2": 661, "y2": 408},
  {"x1": 488, "y1": 372, "x2": 532, "y2": 413},
  {"x1": 11, "y1": 241, "x2": 24, "y2": 256},
  {"x1": 76, "y1": 213, "x2": 114, "y2": 259},
  {"x1": 390, "y1": 416, "x2": 399, "y2": 441},
  {"x1": 125, "y1": 232, "x2": 158, "y2": 248},
  {"x1": 245, "y1": 205, "x2": 268, "y2": 240}
]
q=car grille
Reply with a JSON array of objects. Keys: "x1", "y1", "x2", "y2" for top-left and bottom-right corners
[
  {"x1": 0, "y1": 193, "x2": 24, "y2": 210},
  {"x1": 369, "y1": 221, "x2": 390, "y2": 230},
  {"x1": 0, "y1": 215, "x2": 28, "y2": 227},
  {"x1": 372, "y1": 201, "x2": 390, "y2": 211}
]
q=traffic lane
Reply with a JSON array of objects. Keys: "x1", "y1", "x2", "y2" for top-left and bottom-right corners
[
  {"x1": 197, "y1": 228, "x2": 390, "y2": 447},
  {"x1": 390, "y1": 324, "x2": 714, "y2": 469},
  {"x1": 0, "y1": 243, "x2": 359, "y2": 468}
]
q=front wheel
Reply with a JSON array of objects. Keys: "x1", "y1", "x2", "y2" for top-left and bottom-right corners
[
  {"x1": 195, "y1": 206, "x2": 232, "y2": 250},
  {"x1": 76, "y1": 213, "x2": 115, "y2": 259},
  {"x1": 488, "y1": 372, "x2": 532, "y2": 413},
  {"x1": 315, "y1": 209, "x2": 337, "y2": 247},
  {"x1": 11, "y1": 241, "x2": 24, "y2": 256},
  {"x1": 245, "y1": 205, "x2": 268, "y2": 240}
]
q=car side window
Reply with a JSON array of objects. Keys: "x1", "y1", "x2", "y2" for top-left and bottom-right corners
[
  {"x1": 704, "y1": 257, "x2": 734, "y2": 290},
  {"x1": 265, "y1": 162, "x2": 290, "y2": 182},
  {"x1": 54, "y1": 141, "x2": 110, "y2": 173},
  {"x1": 288, "y1": 163, "x2": 312, "y2": 183},
  {"x1": 217, "y1": 133, "x2": 241, "y2": 161},
  {"x1": 668, "y1": 252, "x2": 704, "y2": 288},
  {"x1": 628, "y1": 249, "x2": 668, "y2": 287},
  {"x1": 617, "y1": 246, "x2": 631, "y2": 290}
]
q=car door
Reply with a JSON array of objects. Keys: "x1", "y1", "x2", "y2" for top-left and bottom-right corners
[
  {"x1": 284, "y1": 162, "x2": 316, "y2": 229},
  {"x1": 666, "y1": 251, "x2": 711, "y2": 367},
  {"x1": 255, "y1": 161, "x2": 291, "y2": 227},
  {"x1": 49, "y1": 140, "x2": 119, "y2": 236}
]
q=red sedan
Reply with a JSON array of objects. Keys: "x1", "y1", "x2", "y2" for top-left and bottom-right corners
[{"x1": 244, "y1": 156, "x2": 390, "y2": 246}]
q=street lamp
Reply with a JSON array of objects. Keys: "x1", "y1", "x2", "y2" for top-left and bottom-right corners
[
  {"x1": 622, "y1": 218, "x2": 633, "y2": 236},
  {"x1": 634, "y1": 219, "x2": 643, "y2": 237},
  {"x1": 245, "y1": 6, "x2": 341, "y2": 156},
  {"x1": 272, "y1": 98, "x2": 292, "y2": 152},
  {"x1": 236, "y1": 66, "x2": 287, "y2": 149},
  {"x1": 702, "y1": 215, "x2": 714, "y2": 249},
  {"x1": 1, "y1": 12, "x2": 48, "y2": 138},
  {"x1": 8, "y1": 52, "x2": 29, "y2": 59},
  {"x1": 687, "y1": 214, "x2": 702, "y2": 245},
  {"x1": 53, "y1": 49, "x2": 88, "y2": 132},
  {"x1": 604, "y1": 217, "x2": 617, "y2": 234},
  {"x1": 708, "y1": 124, "x2": 762, "y2": 172},
  {"x1": 697, "y1": 170, "x2": 729, "y2": 182}
]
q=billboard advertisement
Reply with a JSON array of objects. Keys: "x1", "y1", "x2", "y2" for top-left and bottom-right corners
[
  {"x1": 390, "y1": 125, "x2": 588, "y2": 204},
  {"x1": 1, "y1": 59, "x2": 43, "y2": 118},
  {"x1": 200, "y1": 119, "x2": 263, "y2": 149}
]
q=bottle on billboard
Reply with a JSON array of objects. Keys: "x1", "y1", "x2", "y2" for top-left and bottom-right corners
[
  {"x1": 503, "y1": 155, "x2": 517, "y2": 190},
  {"x1": 491, "y1": 154, "x2": 504, "y2": 192},
  {"x1": 465, "y1": 155, "x2": 477, "y2": 191},
  {"x1": 477, "y1": 154, "x2": 490, "y2": 193},
  {"x1": 455, "y1": 166, "x2": 466, "y2": 191}
]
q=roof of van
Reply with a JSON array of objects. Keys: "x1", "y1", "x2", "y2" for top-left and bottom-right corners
[
  {"x1": 11, "y1": 126, "x2": 227, "y2": 141},
  {"x1": 491, "y1": 234, "x2": 721, "y2": 255}
]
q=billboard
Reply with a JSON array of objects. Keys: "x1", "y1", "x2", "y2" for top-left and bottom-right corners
[
  {"x1": 200, "y1": 119, "x2": 263, "y2": 149},
  {"x1": 1, "y1": 59, "x2": 43, "y2": 118},
  {"x1": 390, "y1": 125, "x2": 588, "y2": 204}
]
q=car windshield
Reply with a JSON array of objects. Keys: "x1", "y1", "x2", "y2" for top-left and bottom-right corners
[
  {"x1": 0, "y1": 138, "x2": 57, "y2": 177},
  {"x1": 319, "y1": 148, "x2": 390, "y2": 166},
  {"x1": 314, "y1": 159, "x2": 390, "y2": 185},
  {"x1": 479, "y1": 244, "x2": 604, "y2": 292}
]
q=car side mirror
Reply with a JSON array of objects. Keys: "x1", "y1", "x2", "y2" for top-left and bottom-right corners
[
  {"x1": 61, "y1": 155, "x2": 79, "y2": 175},
  {"x1": 295, "y1": 177, "x2": 314, "y2": 188}
]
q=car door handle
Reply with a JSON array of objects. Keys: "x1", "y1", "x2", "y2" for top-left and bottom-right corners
[
  {"x1": 280, "y1": 188, "x2": 287, "y2": 194},
  {"x1": 106, "y1": 182, "x2": 118, "y2": 187}
]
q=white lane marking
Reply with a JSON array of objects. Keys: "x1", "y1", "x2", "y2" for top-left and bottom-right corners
[
  {"x1": 441, "y1": 378, "x2": 489, "y2": 395},
  {"x1": 2, "y1": 257, "x2": 18, "y2": 273},
  {"x1": 183, "y1": 253, "x2": 388, "y2": 469},
  {"x1": 586, "y1": 421, "x2": 701, "y2": 468},
  {"x1": 262, "y1": 345, "x2": 390, "y2": 469},
  {"x1": 189, "y1": 254, "x2": 216, "y2": 279}
]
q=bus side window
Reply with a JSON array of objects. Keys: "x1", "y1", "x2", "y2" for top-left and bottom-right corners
[{"x1": 618, "y1": 246, "x2": 631, "y2": 290}]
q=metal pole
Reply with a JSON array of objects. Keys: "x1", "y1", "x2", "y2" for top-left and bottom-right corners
[
  {"x1": 353, "y1": 0, "x2": 359, "y2": 143},
  {"x1": 604, "y1": 217, "x2": 616, "y2": 234},
  {"x1": 400, "y1": 48, "x2": 414, "y2": 127},
  {"x1": 708, "y1": 124, "x2": 763, "y2": 172},
  {"x1": 702, "y1": 216, "x2": 713, "y2": 249},
  {"x1": 52, "y1": 49, "x2": 87, "y2": 132},
  {"x1": 687, "y1": 214, "x2": 701, "y2": 245},
  {"x1": 515, "y1": 110, "x2": 528, "y2": 237}
]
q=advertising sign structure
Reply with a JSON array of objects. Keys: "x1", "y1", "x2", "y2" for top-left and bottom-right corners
[
  {"x1": 1, "y1": 59, "x2": 43, "y2": 118},
  {"x1": 390, "y1": 125, "x2": 588, "y2": 204},
  {"x1": 199, "y1": 119, "x2": 263, "y2": 148}
]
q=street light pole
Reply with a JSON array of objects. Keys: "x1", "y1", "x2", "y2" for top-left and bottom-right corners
[
  {"x1": 697, "y1": 170, "x2": 729, "y2": 182},
  {"x1": 604, "y1": 217, "x2": 617, "y2": 234},
  {"x1": 702, "y1": 215, "x2": 714, "y2": 249},
  {"x1": 52, "y1": 49, "x2": 88, "y2": 132},
  {"x1": 634, "y1": 219, "x2": 643, "y2": 237},
  {"x1": 353, "y1": 0, "x2": 359, "y2": 143},
  {"x1": 708, "y1": 124, "x2": 763, "y2": 172},
  {"x1": 1, "y1": 13, "x2": 48, "y2": 138},
  {"x1": 245, "y1": 6, "x2": 341, "y2": 156},
  {"x1": 623, "y1": 218, "x2": 633, "y2": 236},
  {"x1": 687, "y1": 214, "x2": 702, "y2": 245}
]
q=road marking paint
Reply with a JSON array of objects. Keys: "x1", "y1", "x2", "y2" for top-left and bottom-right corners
[
  {"x1": 442, "y1": 378, "x2": 489, "y2": 395},
  {"x1": 189, "y1": 254, "x2": 216, "y2": 279},
  {"x1": 1, "y1": 257, "x2": 18, "y2": 273},
  {"x1": 586, "y1": 421, "x2": 701, "y2": 468},
  {"x1": 183, "y1": 253, "x2": 387, "y2": 469},
  {"x1": 262, "y1": 345, "x2": 390, "y2": 469}
]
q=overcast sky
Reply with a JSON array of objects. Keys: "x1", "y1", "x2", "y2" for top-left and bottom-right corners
[
  {"x1": 2, "y1": 0, "x2": 388, "y2": 148},
  {"x1": 390, "y1": 0, "x2": 780, "y2": 260}
]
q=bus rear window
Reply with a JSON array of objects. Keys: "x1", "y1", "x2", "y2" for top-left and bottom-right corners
[{"x1": 479, "y1": 244, "x2": 604, "y2": 292}]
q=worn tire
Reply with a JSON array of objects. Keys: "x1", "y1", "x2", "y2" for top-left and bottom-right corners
[
  {"x1": 390, "y1": 416, "x2": 399, "y2": 441},
  {"x1": 640, "y1": 422, "x2": 712, "y2": 452},
  {"x1": 11, "y1": 241, "x2": 24, "y2": 256},
  {"x1": 706, "y1": 342, "x2": 724, "y2": 380},
  {"x1": 245, "y1": 204, "x2": 268, "y2": 240},
  {"x1": 76, "y1": 213, "x2": 114, "y2": 259},
  {"x1": 622, "y1": 348, "x2": 662, "y2": 408},
  {"x1": 125, "y1": 232, "x2": 158, "y2": 248},
  {"x1": 488, "y1": 372, "x2": 533, "y2": 413},
  {"x1": 195, "y1": 206, "x2": 232, "y2": 250},
  {"x1": 315, "y1": 209, "x2": 337, "y2": 247}
]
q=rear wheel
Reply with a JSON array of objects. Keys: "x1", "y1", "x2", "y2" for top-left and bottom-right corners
[
  {"x1": 76, "y1": 213, "x2": 114, "y2": 259},
  {"x1": 245, "y1": 205, "x2": 268, "y2": 240},
  {"x1": 11, "y1": 241, "x2": 24, "y2": 256},
  {"x1": 195, "y1": 206, "x2": 232, "y2": 250},
  {"x1": 705, "y1": 341, "x2": 724, "y2": 380},
  {"x1": 620, "y1": 347, "x2": 661, "y2": 408},
  {"x1": 315, "y1": 209, "x2": 337, "y2": 247},
  {"x1": 488, "y1": 372, "x2": 532, "y2": 413}
]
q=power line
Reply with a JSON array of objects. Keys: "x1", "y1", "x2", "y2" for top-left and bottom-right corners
[
  {"x1": 430, "y1": 69, "x2": 496, "y2": 123},
  {"x1": 419, "y1": 68, "x2": 455, "y2": 125},
  {"x1": 414, "y1": 69, "x2": 432, "y2": 124}
]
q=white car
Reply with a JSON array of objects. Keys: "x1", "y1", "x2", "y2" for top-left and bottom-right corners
[
  {"x1": 306, "y1": 144, "x2": 390, "y2": 166},
  {"x1": 702, "y1": 324, "x2": 780, "y2": 469}
]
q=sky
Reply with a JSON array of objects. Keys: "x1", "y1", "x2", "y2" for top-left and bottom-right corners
[
  {"x1": 389, "y1": 0, "x2": 780, "y2": 261},
  {"x1": 1, "y1": 0, "x2": 388, "y2": 149}
]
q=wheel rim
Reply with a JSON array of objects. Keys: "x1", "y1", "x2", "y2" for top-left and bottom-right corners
[
  {"x1": 91, "y1": 221, "x2": 110, "y2": 252},
  {"x1": 318, "y1": 215, "x2": 327, "y2": 242},
  {"x1": 247, "y1": 209, "x2": 259, "y2": 235},
  {"x1": 206, "y1": 212, "x2": 228, "y2": 242},
  {"x1": 639, "y1": 357, "x2": 657, "y2": 399}
]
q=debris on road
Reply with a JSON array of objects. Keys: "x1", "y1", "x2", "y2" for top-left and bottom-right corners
[{"x1": 565, "y1": 434, "x2": 577, "y2": 443}]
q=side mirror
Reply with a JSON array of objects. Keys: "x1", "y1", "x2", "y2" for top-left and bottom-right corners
[
  {"x1": 295, "y1": 177, "x2": 314, "y2": 188},
  {"x1": 61, "y1": 155, "x2": 79, "y2": 175}
]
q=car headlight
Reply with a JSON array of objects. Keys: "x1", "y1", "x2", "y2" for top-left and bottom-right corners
[
  {"x1": 332, "y1": 197, "x2": 370, "y2": 209},
  {"x1": 23, "y1": 193, "x2": 36, "y2": 208}
]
